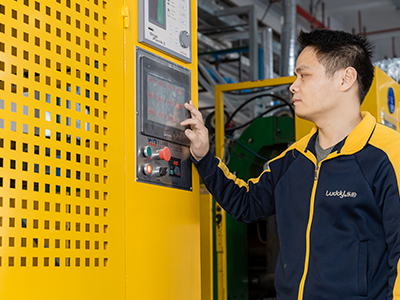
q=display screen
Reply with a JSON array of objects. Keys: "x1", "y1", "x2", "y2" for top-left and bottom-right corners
[
  {"x1": 149, "y1": 0, "x2": 166, "y2": 29},
  {"x1": 146, "y1": 74, "x2": 186, "y2": 131},
  {"x1": 139, "y1": 53, "x2": 191, "y2": 146}
]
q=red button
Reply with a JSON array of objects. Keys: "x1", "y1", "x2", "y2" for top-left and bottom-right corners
[
  {"x1": 159, "y1": 147, "x2": 171, "y2": 162},
  {"x1": 143, "y1": 164, "x2": 152, "y2": 175}
]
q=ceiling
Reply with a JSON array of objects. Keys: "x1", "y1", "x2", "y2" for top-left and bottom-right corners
[
  {"x1": 298, "y1": 0, "x2": 400, "y2": 60},
  {"x1": 199, "y1": 0, "x2": 400, "y2": 62},
  {"x1": 196, "y1": 0, "x2": 400, "y2": 108}
]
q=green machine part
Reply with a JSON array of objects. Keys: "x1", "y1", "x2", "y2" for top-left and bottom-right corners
[{"x1": 223, "y1": 115, "x2": 295, "y2": 299}]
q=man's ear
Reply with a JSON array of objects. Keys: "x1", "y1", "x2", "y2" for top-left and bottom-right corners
[{"x1": 340, "y1": 67, "x2": 357, "y2": 92}]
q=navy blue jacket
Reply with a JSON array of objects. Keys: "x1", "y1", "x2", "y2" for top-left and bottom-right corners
[{"x1": 194, "y1": 112, "x2": 400, "y2": 299}]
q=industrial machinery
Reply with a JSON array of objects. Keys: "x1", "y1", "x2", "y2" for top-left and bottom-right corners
[
  {"x1": 209, "y1": 67, "x2": 400, "y2": 300},
  {"x1": 0, "y1": 0, "x2": 201, "y2": 299}
]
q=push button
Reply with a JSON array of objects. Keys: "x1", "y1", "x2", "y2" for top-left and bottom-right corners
[
  {"x1": 141, "y1": 146, "x2": 152, "y2": 158},
  {"x1": 141, "y1": 164, "x2": 152, "y2": 176},
  {"x1": 152, "y1": 147, "x2": 171, "y2": 162}
]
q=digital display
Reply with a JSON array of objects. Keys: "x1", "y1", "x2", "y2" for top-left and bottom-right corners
[
  {"x1": 149, "y1": 0, "x2": 166, "y2": 29},
  {"x1": 146, "y1": 74, "x2": 186, "y2": 131},
  {"x1": 138, "y1": 51, "x2": 190, "y2": 146}
]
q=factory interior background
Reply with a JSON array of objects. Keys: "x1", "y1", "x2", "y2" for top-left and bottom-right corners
[{"x1": 0, "y1": 0, "x2": 400, "y2": 299}]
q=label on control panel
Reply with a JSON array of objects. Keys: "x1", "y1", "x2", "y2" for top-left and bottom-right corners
[{"x1": 138, "y1": 0, "x2": 191, "y2": 62}]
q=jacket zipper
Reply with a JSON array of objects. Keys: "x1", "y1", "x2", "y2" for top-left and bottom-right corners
[{"x1": 297, "y1": 163, "x2": 320, "y2": 300}]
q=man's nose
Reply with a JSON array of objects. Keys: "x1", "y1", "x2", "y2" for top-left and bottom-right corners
[{"x1": 289, "y1": 81, "x2": 298, "y2": 94}]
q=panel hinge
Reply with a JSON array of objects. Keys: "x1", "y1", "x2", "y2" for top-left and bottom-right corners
[{"x1": 122, "y1": 6, "x2": 129, "y2": 28}]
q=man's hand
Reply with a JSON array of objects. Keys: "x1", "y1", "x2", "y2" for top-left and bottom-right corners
[{"x1": 181, "y1": 101, "x2": 210, "y2": 161}]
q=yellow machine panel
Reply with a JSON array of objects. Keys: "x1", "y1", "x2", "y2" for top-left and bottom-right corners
[
  {"x1": 295, "y1": 66, "x2": 400, "y2": 139},
  {"x1": 0, "y1": 0, "x2": 201, "y2": 299}
]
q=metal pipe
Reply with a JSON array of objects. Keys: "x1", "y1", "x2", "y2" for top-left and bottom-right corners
[
  {"x1": 280, "y1": 0, "x2": 297, "y2": 76},
  {"x1": 215, "y1": 5, "x2": 259, "y2": 81},
  {"x1": 296, "y1": 5, "x2": 325, "y2": 29},
  {"x1": 249, "y1": 6, "x2": 258, "y2": 80},
  {"x1": 364, "y1": 27, "x2": 400, "y2": 36},
  {"x1": 262, "y1": 27, "x2": 274, "y2": 79}
]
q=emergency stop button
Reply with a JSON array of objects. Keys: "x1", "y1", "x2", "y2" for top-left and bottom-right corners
[{"x1": 153, "y1": 147, "x2": 171, "y2": 162}]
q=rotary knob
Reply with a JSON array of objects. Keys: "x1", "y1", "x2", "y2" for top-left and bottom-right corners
[{"x1": 179, "y1": 30, "x2": 190, "y2": 48}]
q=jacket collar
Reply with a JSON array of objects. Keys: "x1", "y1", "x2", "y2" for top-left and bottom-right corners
[{"x1": 296, "y1": 111, "x2": 376, "y2": 156}]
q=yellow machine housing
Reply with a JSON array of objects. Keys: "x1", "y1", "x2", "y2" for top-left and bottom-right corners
[{"x1": 0, "y1": 1, "x2": 201, "y2": 299}]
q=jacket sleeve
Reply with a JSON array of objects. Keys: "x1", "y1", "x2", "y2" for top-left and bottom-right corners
[
  {"x1": 193, "y1": 151, "x2": 276, "y2": 223},
  {"x1": 375, "y1": 159, "x2": 400, "y2": 299}
]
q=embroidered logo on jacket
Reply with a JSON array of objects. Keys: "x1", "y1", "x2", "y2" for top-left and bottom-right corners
[{"x1": 325, "y1": 190, "x2": 357, "y2": 198}]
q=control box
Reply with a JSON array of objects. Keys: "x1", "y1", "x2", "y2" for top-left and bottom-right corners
[
  {"x1": 136, "y1": 48, "x2": 192, "y2": 190},
  {"x1": 138, "y1": 0, "x2": 192, "y2": 62}
]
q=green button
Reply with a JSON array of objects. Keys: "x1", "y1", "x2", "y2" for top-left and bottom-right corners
[{"x1": 146, "y1": 147, "x2": 152, "y2": 156}]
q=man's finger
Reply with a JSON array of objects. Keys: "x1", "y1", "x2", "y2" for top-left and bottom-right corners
[
  {"x1": 184, "y1": 102, "x2": 203, "y2": 121},
  {"x1": 180, "y1": 116, "x2": 203, "y2": 128},
  {"x1": 184, "y1": 129, "x2": 202, "y2": 147}
]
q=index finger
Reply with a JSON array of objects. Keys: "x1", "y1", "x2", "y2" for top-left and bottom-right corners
[{"x1": 184, "y1": 101, "x2": 203, "y2": 121}]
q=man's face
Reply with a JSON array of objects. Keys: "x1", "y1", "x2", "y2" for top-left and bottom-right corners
[{"x1": 290, "y1": 46, "x2": 341, "y2": 123}]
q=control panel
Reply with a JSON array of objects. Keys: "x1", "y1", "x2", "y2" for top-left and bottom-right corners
[
  {"x1": 138, "y1": 0, "x2": 191, "y2": 62},
  {"x1": 136, "y1": 48, "x2": 192, "y2": 190},
  {"x1": 136, "y1": 136, "x2": 191, "y2": 190}
]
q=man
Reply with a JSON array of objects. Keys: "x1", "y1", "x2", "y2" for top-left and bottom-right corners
[{"x1": 182, "y1": 29, "x2": 400, "y2": 299}]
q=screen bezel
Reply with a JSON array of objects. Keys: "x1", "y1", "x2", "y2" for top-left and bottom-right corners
[
  {"x1": 139, "y1": 54, "x2": 191, "y2": 146},
  {"x1": 148, "y1": 0, "x2": 166, "y2": 29}
]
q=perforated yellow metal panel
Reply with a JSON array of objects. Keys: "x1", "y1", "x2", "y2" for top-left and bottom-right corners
[
  {"x1": 0, "y1": 0, "x2": 201, "y2": 299},
  {"x1": 0, "y1": 0, "x2": 126, "y2": 299},
  {"x1": 123, "y1": 1, "x2": 201, "y2": 299}
]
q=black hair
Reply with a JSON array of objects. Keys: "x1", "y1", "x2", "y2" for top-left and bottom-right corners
[{"x1": 297, "y1": 29, "x2": 374, "y2": 104}]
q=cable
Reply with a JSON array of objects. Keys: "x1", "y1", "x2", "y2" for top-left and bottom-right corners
[
  {"x1": 225, "y1": 93, "x2": 294, "y2": 129},
  {"x1": 222, "y1": 144, "x2": 231, "y2": 165},
  {"x1": 225, "y1": 134, "x2": 270, "y2": 161},
  {"x1": 226, "y1": 104, "x2": 291, "y2": 133},
  {"x1": 226, "y1": 104, "x2": 286, "y2": 132},
  {"x1": 199, "y1": 106, "x2": 219, "y2": 111},
  {"x1": 224, "y1": 87, "x2": 274, "y2": 95},
  {"x1": 260, "y1": 1, "x2": 273, "y2": 23}
]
